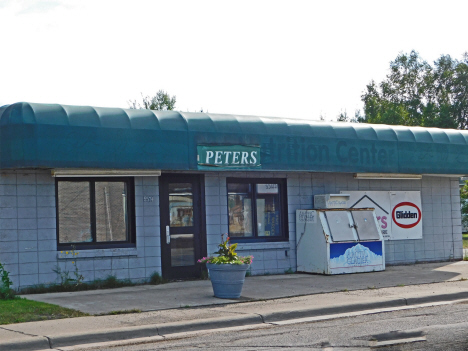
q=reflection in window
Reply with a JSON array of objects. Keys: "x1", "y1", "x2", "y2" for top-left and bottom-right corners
[
  {"x1": 256, "y1": 184, "x2": 280, "y2": 236},
  {"x1": 169, "y1": 183, "x2": 193, "y2": 227},
  {"x1": 171, "y1": 234, "x2": 195, "y2": 267},
  {"x1": 57, "y1": 178, "x2": 134, "y2": 249},
  {"x1": 58, "y1": 181, "x2": 92, "y2": 243},
  {"x1": 228, "y1": 181, "x2": 283, "y2": 239},
  {"x1": 228, "y1": 182, "x2": 253, "y2": 237},
  {"x1": 95, "y1": 182, "x2": 128, "y2": 242}
]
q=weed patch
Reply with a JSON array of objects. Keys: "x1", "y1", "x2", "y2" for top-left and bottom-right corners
[
  {"x1": 20, "y1": 275, "x2": 136, "y2": 295},
  {"x1": 148, "y1": 272, "x2": 167, "y2": 285},
  {"x1": 105, "y1": 309, "x2": 142, "y2": 315}
]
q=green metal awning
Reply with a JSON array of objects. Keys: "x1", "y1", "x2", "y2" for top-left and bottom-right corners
[{"x1": 1, "y1": 102, "x2": 468, "y2": 174}]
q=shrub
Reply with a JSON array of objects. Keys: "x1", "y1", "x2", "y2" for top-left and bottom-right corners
[
  {"x1": 148, "y1": 272, "x2": 166, "y2": 285},
  {"x1": 0, "y1": 261, "x2": 15, "y2": 300}
]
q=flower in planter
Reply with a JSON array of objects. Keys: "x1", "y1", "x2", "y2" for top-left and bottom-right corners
[{"x1": 198, "y1": 234, "x2": 253, "y2": 265}]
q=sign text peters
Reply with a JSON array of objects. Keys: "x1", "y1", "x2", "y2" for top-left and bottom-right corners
[{"x1": 197, "y1": 145, "x2": 261, "y2": 168}]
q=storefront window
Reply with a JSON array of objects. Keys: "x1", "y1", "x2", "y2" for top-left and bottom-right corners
[
  {"x1": 227, "y1": 179, "x2": 287, "y2": 241},
  {"x1": 57, "y1": 178, "x2": 135, "y2": 249}
]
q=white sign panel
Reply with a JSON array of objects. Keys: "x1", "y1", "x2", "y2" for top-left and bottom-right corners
[
  {"x1": 296, "y1": 210, "x2": 317, "y2": 224},
  {"x1": 342, "y1": 191, "x2": 422, "y2": 240},
  {"x1": 257, "y1": 184, "x2": 279, "y2": 194}
]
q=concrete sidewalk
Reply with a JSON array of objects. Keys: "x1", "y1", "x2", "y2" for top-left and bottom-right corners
[
  {"x1": 22, "y1": 261, "x2": 468, "y2": 314},
  {"x1": 1, "y1": 261, "x2": 468, "y2": 351}
]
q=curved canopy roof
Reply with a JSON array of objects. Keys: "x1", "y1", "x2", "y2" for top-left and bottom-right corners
[{"x1": 1, "y1": 102, "x2": 468, "y2": 174}]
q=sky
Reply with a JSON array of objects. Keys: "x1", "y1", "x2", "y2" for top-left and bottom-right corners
[{"x1": 1, "y1": 0, "x2": 467, "y2": 121}]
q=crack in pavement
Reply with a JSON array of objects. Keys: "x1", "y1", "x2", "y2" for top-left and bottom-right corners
[{"x1": 0, "y1": 325, "x2": 44, "y2": 338}]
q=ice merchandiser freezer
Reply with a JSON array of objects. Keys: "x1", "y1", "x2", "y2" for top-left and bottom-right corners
[{"x1": 296, "y1": 208, "x2": 385, "y2": 274}]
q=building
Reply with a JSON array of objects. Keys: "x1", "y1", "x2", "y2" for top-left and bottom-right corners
[{"x1": 0, "y1": 102, "x2": 464, "y2": 289}]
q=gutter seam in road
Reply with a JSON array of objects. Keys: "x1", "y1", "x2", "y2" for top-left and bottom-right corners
[
  {"x1": 46, "y1": 335, "x2": 53, "y2": 349},
  {"x1": 254, "y1": 312, "x2": 266, "y2": 323}
]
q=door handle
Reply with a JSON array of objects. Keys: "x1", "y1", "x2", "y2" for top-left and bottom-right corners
[{"x1": 166, "y1": 225, "x2": 170, "y2": 244}]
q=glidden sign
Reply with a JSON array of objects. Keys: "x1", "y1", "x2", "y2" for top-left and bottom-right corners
[
  {"x1": 345, "y1": 191, "x2": 423, "y2": 240},
  {"x1": 392, "y1": 202, "x2": 421, "y2": 229}
]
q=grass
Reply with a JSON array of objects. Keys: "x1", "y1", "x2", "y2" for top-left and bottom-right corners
[
  {"x1": 463, "y1": 233, "x2": 468, "y2": 249},
  {"x1": 0, "y1": 298, "x2": 88, "y2": 325},
  {"x1": 0, "y1": 272, "x2": 172, "y2": 325}
]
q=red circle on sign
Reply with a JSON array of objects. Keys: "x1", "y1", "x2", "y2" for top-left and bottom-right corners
[{"x1": 392, "y1": 202, "x2": 421, "y2": 229}]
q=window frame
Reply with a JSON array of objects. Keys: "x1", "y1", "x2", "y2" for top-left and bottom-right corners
[
  {"x1": 226, "y1": 178, "x2": 288, "y2": 243},
  {"x1": 56, "y1": 177, "x2": 136, "y2": 250}
]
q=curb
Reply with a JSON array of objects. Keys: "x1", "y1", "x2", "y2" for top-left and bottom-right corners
[
  {"x1": 0, "y1": 337, "x2": 50, "y2": 351},
  {"x1": 4, "y1": 291, "x2": 468, "y2": 351},
  {"x1": 49, "y1": 314, "x2": 263, "y2": 349},
  {"x1": 263, "y1": 291, "x2": 468, "y2": 323}
]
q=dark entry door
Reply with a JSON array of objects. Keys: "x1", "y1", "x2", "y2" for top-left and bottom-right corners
[{"x1": 159, "y1": 174, "x2": 205, "y2": 279}]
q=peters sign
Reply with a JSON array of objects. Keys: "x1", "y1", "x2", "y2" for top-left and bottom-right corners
[
  {"x1": 197, "y1": 145, "x2": 261, "y2": 169},
  {"x1": 342, "y1": 191, "x2": 422, "y2": 240}
]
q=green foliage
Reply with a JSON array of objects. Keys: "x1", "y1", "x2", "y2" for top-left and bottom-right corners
[
  {"x1": 214, "y1": 235, "x2": 238, "y2": 261},
  {"x1": 129, "y1": 90, "x2": 176, "y2": 110},
  {"x1": 463, "y1": 233, "x2": 468, "y2": 249},
  {"x1": 461, "y1": 181, "x2": 468, "y2": 229},
  {"x1": 198, "y1": 234, "x2": 253, "y2": 265},
  {"x1": 0, "y1": 261, "x2": 15, "y2": 300},
  {"x1": 54, "y1": 247, "x2": 84, "y2": 287},
  {"x1": 106, "y1": 309, "x2": 142, "y2": 315},
  {"x1": 336, "y1": 110, "x2": 360, "y2": 123},
  {"x1": 148, "y1": 272, "x2": 167, "y2": 285},
  {"x1": 0, "y1": 298, "x2": 87, "y2": 325},
  {"x1": 359, "y1": 51, "x2": 468, "y2": 129},
  {"x1": 20, "y1": 275, "x2": 135, "y2": 294}
]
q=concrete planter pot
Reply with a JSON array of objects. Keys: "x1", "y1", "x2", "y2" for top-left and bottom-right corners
[{"x1": 206, "y1": 263, "x2": 250, "y2": 299}]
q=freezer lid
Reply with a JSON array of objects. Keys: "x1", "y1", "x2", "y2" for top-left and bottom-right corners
[
  {"x1": 351, "y1": 210, "x2": 381, "y2": 241},
  {"x1": 324, "y1": 211, "x2": 356, "y2": 242}
]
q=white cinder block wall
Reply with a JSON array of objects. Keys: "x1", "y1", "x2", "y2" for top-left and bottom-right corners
[
  {"x1": 0, "y1": 170, "x2": 162, "y2": 290},
  {"x1": 205, "y1": 172, "x2": 463, "y2": 275},
  {"x1": 205, "y1": 172, "x2": 297, "y2": 275},
  {"x1": 0, "y1": 170, "x2": 463, "y2": 289}
]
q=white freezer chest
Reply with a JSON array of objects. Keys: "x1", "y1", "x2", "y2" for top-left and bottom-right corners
[{"x1": 296, "y1": 208, "x2": 385, "y2": 275}]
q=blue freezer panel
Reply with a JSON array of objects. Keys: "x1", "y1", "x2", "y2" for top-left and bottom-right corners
[{"x1": 329, "y1": 242, "x2": 383, "y2": 269}]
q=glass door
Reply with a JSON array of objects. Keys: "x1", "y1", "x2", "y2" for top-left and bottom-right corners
[{"x1": 159, "y1": 174, "x2": 205, "y2": 279}]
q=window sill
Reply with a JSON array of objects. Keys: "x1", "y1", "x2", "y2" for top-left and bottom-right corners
[
  {"x1": 236, "y1": 241, "x2": 291, "y2": 251},
  {"x1": 57, "y1": 248, "x2": 138, "y2": 259}
]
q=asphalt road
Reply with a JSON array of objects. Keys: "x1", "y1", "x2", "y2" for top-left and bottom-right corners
[{"x1": 74, "y1": 302, "x2": 468, "y2": 351}]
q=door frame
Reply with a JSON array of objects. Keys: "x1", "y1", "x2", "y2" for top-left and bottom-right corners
[{"x1": 159, "y1": 173, "x2": 206, "y2": 279}]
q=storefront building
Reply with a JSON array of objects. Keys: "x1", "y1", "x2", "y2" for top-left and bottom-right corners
[{"x1": 0, "y1": 102, "x2": 465, "y2": 289}]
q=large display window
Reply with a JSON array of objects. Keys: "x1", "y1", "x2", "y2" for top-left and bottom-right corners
[
  {"x1": 56, "y1": 177, "x2": 135, "y2": 250},
  {"x1": 227, "y1": 178, "x2": 288, "y2": 242}
]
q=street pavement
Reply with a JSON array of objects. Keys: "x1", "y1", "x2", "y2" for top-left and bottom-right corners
[{"x1": 1, "y1": 261, "x2": 468, "y2": 351}]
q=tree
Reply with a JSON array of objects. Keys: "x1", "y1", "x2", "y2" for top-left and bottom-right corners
[
  {"x1": 460, "y1": 180, "x2": 468, "y2": 231},
  {"x1": 128, "y1": 90, "x2": 176, "y2": 111},
  {"x1": 336, "y1": 110, "x2": 360, "y2": 123},
  {"x1": 359, "y1": 51, "x2": 468, "y2": 129}
]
